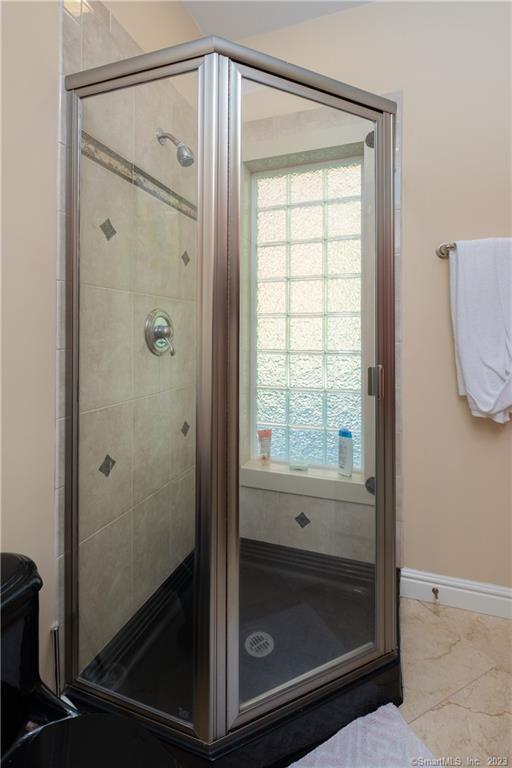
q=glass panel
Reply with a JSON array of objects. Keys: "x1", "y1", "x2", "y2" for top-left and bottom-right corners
[
  {"x1": 327, "y1": 316, "x2": 361, "y2": 352},
  {"x1": 326, "y1": 354, "x2": 362, "y2": 389},
  {"x1": 257, "y1": 389, "x2": 287, "y2": 424},
  {"x1": 258, "y1": 208, "x2": 286, "y2": 242},
  {"x1": 257, "y1": 317, "x2": 286, "y2": 350},
  {"x1": 289, "y1": 428, "x2": 324, "y2": 463},
  {"x1": 327, "y1": 200, "x2": 361, "y2": 237},
  {"x1": 290, "y1": 242, "x2": 323, "y2": 277},
  {"x1": 239, "y1": 77, "x2": 376, "y2": 708},
  {"x1": 257, "y1": 353, "x2": 287, "y2": 387},
  {"x1": 78, "y1": 71, "x2": 198, "y2": 725},
  {"x1": 257, "y1": 175, "x2": 287, "y2": 207},
  {"x1": 289, "y1": 280, "x2": 323, "y2": 314},
  {"x1": 257, "y1": 245, "x2": 287, "y2": 279},
  {"x1": 290, "y1": 169, "x2": 323, "y2": 203},
  {"x1": 290, "y1": 317, "x2": 323, "y2": 351},
  {"x1": 289, "y1": 354, "x2": 323, "y2": 389},
  {"x1": 290, "y1": 204, "x2": 323, "y2": 240},
  {"x1": 327, "y1": 277, "x2": 361, "y2": 313},
  {"x1": 327, "y1": 162, "x2": 362, "y2": 198},
  {"x1": 257, "y1": 281, "x2": 287, "y2": 314},
  {"x1": 327, "y1": 239, "x2": 361, "y2": 275},
  {"x1": 289, "y1": 390, "x2": 324, "y2": 426},
  {"x1": 326, "y1": 391, "x2": 362, "y2": 432}
]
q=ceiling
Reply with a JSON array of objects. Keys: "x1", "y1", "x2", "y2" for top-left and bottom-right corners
[{"x1": 182, "y1": 1, "x2": 368, "y2": 41}]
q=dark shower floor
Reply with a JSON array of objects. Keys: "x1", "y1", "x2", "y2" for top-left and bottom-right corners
[{"x1": 82, "y1": 539, "x2": 374, "y2": 721}]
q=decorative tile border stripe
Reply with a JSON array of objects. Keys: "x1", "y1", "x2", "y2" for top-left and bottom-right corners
[
  {"x1": 81, "y1": 131, "x2": 132, "y2": 184},
  {"x1": 81, "y1": 131, "x2": 197, "y2": 221},
  {"x1": 133, "y1": 167, "x2": 197, "y2": 220}
]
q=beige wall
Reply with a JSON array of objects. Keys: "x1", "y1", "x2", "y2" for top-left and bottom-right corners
[
  {"x1": 241, "y1": 1, "x2": 512, "y2": 587},
  {"x1": 103, "y1": 0, "x2": 199, "y2": 51},
  {"x1": 1, "y1": 1, "x2": 60, "y2": 684}
]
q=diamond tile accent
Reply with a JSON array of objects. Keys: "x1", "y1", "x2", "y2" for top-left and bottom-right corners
[
  {"x1": 181, "y1": 250, "x2": 190, "y2": 266},
  {"x1": 181, "y1": 420, "x2": 190, "y2": 436},
  {"x1": 295, "y1": 512, "x2": 311, "y2": 528},
  {"x1": 98, "y1": 454, "x2": 116, "y2": 477},
  {"x1": 99, "y1": 218, "x2": 117, "y2": 240}
]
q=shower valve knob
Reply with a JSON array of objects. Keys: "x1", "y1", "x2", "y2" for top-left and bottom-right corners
[
  {"x1": 145, "y1": 309, "x2": 175, "y2": 356},
  {"x1": 154, "y1": 324, "x2": 175, "y2": 356}
]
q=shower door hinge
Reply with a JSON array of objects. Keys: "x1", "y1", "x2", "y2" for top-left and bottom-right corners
[{"x1": 368, "y1": 365, "x2": 384, "y2": 399}]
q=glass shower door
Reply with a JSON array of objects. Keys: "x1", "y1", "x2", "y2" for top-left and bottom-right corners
[
  {"x1": 231, "y1": 68, "x2": 383, "y2": 718},
  {"x1": 75, "y1": 69, "x2": 199, "y2": 726},
  {"x1": 67, "y1": 43, "x2": 396, "y2": 745}
]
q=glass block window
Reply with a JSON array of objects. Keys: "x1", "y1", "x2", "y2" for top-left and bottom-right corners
[{"x1": 253, "y1": 158, "x2": 364, "y2": 470}]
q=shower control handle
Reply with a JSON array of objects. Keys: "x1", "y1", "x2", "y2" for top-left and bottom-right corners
[
  {"x1": 145, "y1": 309, "x2": 175, "y2": 357},
  {"x1": 154, "y1": 324, "x2": 175, "y2": 356}
]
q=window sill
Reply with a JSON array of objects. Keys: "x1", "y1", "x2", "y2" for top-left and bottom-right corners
[{"x1": 240, "y1": 460, "x2": 372, "y2": 505}]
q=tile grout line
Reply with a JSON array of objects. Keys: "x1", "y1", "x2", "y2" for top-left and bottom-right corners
[
  {"x1": 401, "y1": 598, "x2": 501, "y2": 725},
  {"x1": 80, "y1": 281, "x2": 196, "y2": 305},
  {"x1": 406, "y1": 664, "x2": 499, "y2": 726},
  {"x1": 79, "y1": 385, "x2": 194, "y2": 417},
  {"x1": 79, "y1": 464, "x2": 195, "y2": 547},
  {"x1": 401, "y1": 596, "x2": 442, "y2": 620}
]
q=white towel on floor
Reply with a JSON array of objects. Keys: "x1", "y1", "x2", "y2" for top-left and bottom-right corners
[
  {"x1": 450, "y1": 238, "x2": 512, "y2": 423},
  {"x1": 290, "y1": 703, "x2": 433, "y2": 767}
]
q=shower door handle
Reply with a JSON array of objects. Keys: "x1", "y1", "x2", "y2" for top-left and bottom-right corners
[{"x1": 367, "y1": 365, "x2": 384, "y2": 399}]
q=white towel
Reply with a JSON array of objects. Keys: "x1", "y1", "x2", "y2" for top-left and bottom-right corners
[
  {"x1": 450, "y1": 238, "x2": 512, "y2": 423},
  {"x1": 290, "y1": 704, "x2": 434, "y2": 767}
]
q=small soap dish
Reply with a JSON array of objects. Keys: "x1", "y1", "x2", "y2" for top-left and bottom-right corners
[{"x1": 289, "y1": 459, "x2": 309, "y2": 472}]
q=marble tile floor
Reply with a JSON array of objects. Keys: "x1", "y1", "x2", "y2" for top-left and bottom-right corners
[{"x1": 399, "y1": 597, "x2": 511, "y2": 764}]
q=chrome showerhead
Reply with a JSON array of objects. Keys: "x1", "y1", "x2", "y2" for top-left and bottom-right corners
[
  {"x1": 176, "y1": 141, "x2": 195, "y2": 167},
  {"x1": 156, "y1": 129, "x2": 195, "y2": 167}
]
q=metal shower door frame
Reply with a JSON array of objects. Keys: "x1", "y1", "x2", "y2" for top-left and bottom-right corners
[
  {"x1": 65, "y1": 53, "x2": 223, "y2": 746},
  {"x1": 224, "y1": 58, "x2": 396, "y2": 731},
  {"x1": 64, "y1": 37, "x2": 396, "y2": 748}
]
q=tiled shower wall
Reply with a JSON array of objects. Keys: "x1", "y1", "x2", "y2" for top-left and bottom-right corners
[
  {"x1": 241, "y1": 489, "x2": 375, "y2": 563},
  {"x1": 57, "y1": 1, "x2": 197, "y2": 670}
]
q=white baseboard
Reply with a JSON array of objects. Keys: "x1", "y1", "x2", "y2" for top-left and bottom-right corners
[{"x1": 400, "y1": 568, "x2": 512, "y2": 619}]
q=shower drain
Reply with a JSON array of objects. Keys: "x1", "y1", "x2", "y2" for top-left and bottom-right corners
[{"x1": 244, "y1": 630, "x2": 274, "y2": 658}]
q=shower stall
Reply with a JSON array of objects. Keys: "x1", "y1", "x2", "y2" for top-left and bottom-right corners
[{"x1": 64, "y1": 36, "x2": 399, "y2": 763}]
